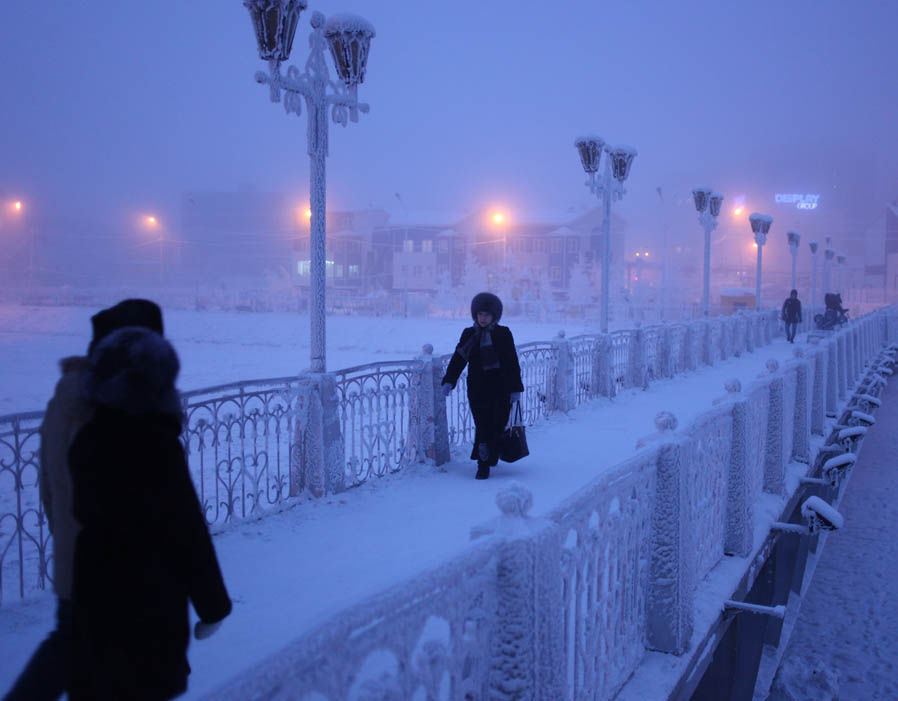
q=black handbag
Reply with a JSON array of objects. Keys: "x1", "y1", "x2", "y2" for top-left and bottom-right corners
[{"x1": 499, "y1": 401, "x2": 529, "y2": 463}]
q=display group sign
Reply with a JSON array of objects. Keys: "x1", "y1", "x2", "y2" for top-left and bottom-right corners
[{"x1": 775, "y1": 194, "x2": 820, "y2": 210}]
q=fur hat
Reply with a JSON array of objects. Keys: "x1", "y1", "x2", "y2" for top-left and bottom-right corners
[
  {"x1": 470, "y1": 292, "x2": 503, "y2": 323},
  {"x1": 84, "y1": 326, "x2": 181, "y2": 418},
  {"x1": 90, "y1": 299, "x2": 164, "y2": 353}
]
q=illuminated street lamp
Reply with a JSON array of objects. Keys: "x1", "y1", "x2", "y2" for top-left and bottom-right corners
[
  {"x1": 823, "y1": 247, "x2": 835, "y2": 295},
  {"x1": 244, "y1": 0, "x2": 375, "y2": 372},
  {"x1": 787, "y1": 230, "x2": 800, "y2": 290},
  {"x1": 692, "y1": 186, "x2": 724, "y2": 316},
  {"x1": 808, "y1": 240, "x2": 819, "y2": 313},
  {"x1": 575, "y1": 136, "x2": 637, "y2": 332},
  {"x1": 749, "y1": 213, "x2": 773, "y2": 311},
  {"x1": 14, "y1": 201, "x2": 22, "y2": 212}
]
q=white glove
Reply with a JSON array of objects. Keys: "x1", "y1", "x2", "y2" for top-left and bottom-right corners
[
  {"x1": 441, "y1": 383, "x2": 452, "y2": 397},
  {"x1": 194, "y1": 620, "x2": 222, "y2": 641},
  {"x1": 509, "y1": 392, "x2": 522, "y2": 403}
]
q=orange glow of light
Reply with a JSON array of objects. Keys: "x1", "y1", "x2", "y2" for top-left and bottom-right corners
[
  {"x1": 146, "y1": 215, "x2": 157, "y2": 226},
  {"x1": 304, "y1": 208, "x2": 312, "y2": 219},
  {"x1": 734, "y1": 206, "x2": 744, "y2": 216},
  {"x1": 14, "y1": 201, "x2": 23, "y2": 212},
  {"x1": 636, "y1": 252, "x2": 641, "y2": 257},
  {"x1": 492, "y1": 212, "x2": 505, "y2": 225},
  {"x1": 644, "y1": 251, "x2": 649, "y2": 257},
  {"x1": 752, "y1": 242, "x2": 758, "y2": 248}
]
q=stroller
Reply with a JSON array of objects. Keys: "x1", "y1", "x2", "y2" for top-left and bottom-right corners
[{"x1": 814, "y1": 293, "x2": 849, "y2": 330}]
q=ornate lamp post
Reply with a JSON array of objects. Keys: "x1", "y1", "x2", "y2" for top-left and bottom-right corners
[
  {"x1": 823, "y1": 247, "x2": 835, "y2": 295},
  {"x1": 749, "y1": 213, "x2": 773, "y2": 311},
  {"x1": 787, "y1": 230, "x2": 800, "y2": 290},
  {"x1": 243, "y1": 0, "x2": 375, "y2": 372},
  {"x1": 692, "y1": 186, "x2": 724, "y2": 316},
  {"x1": 808, "y1": 240, "x2": 819, "y2": 312},
  {"x1": 575, "y1": 136, "x2": 637, "y2": 333}
]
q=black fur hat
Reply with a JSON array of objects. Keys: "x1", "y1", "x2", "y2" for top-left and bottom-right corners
[
  {"x1": 90, "y1": 299, "x2": 164, "y2": 353},
  {"x1": 470, "y1": 292, "x2": 503, "y2": 322}
]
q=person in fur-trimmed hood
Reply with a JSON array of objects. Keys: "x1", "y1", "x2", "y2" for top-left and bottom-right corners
[
  {"x1": 4, "y1": 298, "x2": 166, "y2": 701},
  {"x1": 441, "y1": 292, "x2": 524, "y2": 480},
  {"x1": 66, "y1": 326, "x2": 231, "y2": 701}
]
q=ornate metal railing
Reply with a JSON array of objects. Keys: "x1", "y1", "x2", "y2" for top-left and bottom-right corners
[
  {"x1": 610, "y1": 331, "x2": 631, "y2": 391},
  {"x1": 0, "y1": 411, "x2": 49, "y2": 605},
  {"x1": 334, "y1": 361, "x2": 422, "y2": 486},
  {"x1": 517, "y1": 342, "x2": 558, "y2": 425},
  {"x1": 570, "y1": 335, "x2": 602, "y2": 405}
]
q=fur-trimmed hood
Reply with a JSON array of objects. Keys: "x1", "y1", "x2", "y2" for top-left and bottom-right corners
[{"x1": 82, "y1": 326, "x2": 182, "y2": 419}]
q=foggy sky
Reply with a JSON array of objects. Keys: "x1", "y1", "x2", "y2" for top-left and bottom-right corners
[{"x1": 2, "y1": 0, "x2": 897, "y2": 239}]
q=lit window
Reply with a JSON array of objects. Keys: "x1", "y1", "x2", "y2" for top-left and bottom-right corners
[
  {"x1": 422, "y1": 240, "x2": 433, "y2": 253},
  {"x1": 297, "y1": 260, "x2": 311, "y2": 276},
  {"x1": 349, "y1": 264, "x2": 360, "y2": 277},
  {"x1": 403, "y1": 240, "x2": 414, "y2": 252},
  {"x1": 336, "y1": 265, "x2": 344, "y2": 278}
]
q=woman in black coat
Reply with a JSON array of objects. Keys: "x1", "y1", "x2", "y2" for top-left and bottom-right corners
[
  {"x1": 442, "y1": 292, "x2": 524, "y2": 479},
  {"x1": 67, "y1": 326, "x2": 232, "y2": 700}
]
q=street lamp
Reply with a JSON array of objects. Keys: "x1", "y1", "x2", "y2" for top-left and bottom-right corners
[
  {"x1": 787, "y1": 230, "x2": 800, "y2": 290},
  {"x1": 808, "y1": 240, "x2": 819, "y2": 313},
  {"x1": 823, "y1": 247, "x2": 835, "y2": 295},
  {"x1": 575, "y1": 136, "x2": 637, "y2": 333},
  {"x1": 244, "y1": 0, "x2": 375, "y2": 373},
  {"x1": 692, "y1": 186, "x2": 724, "y2": 316},
  {"x1": 749, "y1": 213, "x2": 773, "y2": 311}
]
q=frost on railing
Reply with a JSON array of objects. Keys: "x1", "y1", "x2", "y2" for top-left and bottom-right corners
[
  {"x1": 668, "y1": 324, "x2": 687, "y2": 376},
  {"x1": 180, "y1": 378, "x2": 301, "y2": 526},
  {"x1": 643, "y1": 327, "x2": 661, "y2": 381},
  {"x1": 0, "y1": 411, "x2": 51, "y2": 604},
  {"x1": 610, "y1": 331, "x2": 631, "y2": 392},
  {"x1": 517, "y1": 342, "x2": 558, "y2": 425},
  {"x1": 709, "y1": 320, "x2": 723, "y2": 363},
  {"x1": 333, "y1": 361, "x2": 422, "y2": 486},
  {"x1": 570, "y1": 335, "x2": 602, "y2": 405},
  {"x1": 549, "y1": 452, "x2": 655, "y2": 700},
  {"x1": 207, "y1": 539, "x2": 498, "y2": 701}
]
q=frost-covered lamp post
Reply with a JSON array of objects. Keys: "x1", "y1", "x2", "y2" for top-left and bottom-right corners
[
  {"x1": 243, "y1": 0, "x2": 375, "y2": 372},
  {"x1": 692, "y1": 187, "x2": 724, "y2": 316},
  {"x1": 823, "y1": 247, "x2": 835, "y2": 295},
  {"x1": 749, "y1": 213, "x2": 773, "y2": 311},
  {"x1": 787, "y1": 230, "x2": 800, "y2": 291},
  {"x1": 808, "y1": 240, "x2": 819, "y2": 313},
  {"x1": 575, "y1": 136, "x2": 637, "y2": 333}
]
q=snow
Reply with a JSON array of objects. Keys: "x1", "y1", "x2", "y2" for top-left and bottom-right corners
[
  {"x1": 801, "y1": 495, "x2": 845, "y2": 530},
  {"x1": 771, "y1": 378, "x2": 898, "y2": 700},
  {"x1": 0, "y1": 307, "x2": 825, "y2": 698},
  {"x1": 323, "y1": 13, "x2": 375, "y2": 36}
]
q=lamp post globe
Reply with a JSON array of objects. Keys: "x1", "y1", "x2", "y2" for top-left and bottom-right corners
[
  {"x1": 243, "y1": 0, "x2": 374, "y2": 373},
  {"x1": 574, "y1": 137, "x2": 636, "y2": 333}
]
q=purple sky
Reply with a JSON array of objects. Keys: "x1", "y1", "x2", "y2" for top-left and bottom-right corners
[{"x1": 2, "y1": 0, "x2": 896, "y2": 243}]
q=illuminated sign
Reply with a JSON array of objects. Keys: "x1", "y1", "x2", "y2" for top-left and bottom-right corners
[{"x1": 775, "y1": 194, "x2": 820, "y2": 210}]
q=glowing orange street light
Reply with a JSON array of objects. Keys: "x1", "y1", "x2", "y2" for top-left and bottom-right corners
[
  {"x1": 734, "y1": 206, "x2": 744, "y2": 216},
  {"x1": 491, "y1": 212, "x2": 505, "y2": 225},
  {"x1": 14, "y1": 201, "x2": 23, "y2": 212},
  {"x1": 146, "y1": 215, "x2": 157, "y2": 226},
  {"x1": 304, "y1": 208, "x2": 312, "y2": 219}
]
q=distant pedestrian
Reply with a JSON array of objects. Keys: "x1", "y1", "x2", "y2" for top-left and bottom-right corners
[
  {"x1": 66, "y1": 325, "x2": 231, "y2": 701},
  {"x1": 3, "y1": 299, "x2": 165, "y2": 701},
  {"x1": 441, "y1": 293, "x2": 524, "y2": 480},
  {"x1": 782, "y1": 289, "x2": 802, "y2": 343}
]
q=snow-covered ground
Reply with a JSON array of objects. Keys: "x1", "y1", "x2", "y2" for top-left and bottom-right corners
[
  {"x1": 0, "y1": 304, "x2": 812, "y2": 699},
  {"x1": 767, "y1": 378, "x2": 898, "y2": 701},
  {"x1": 0, "y1": 304, "x2": 604, "y2": 415}
]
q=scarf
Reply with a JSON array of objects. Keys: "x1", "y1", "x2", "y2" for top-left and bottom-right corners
[{"x1": 457, "y1": 322, "x2": 500, "y2": 371}]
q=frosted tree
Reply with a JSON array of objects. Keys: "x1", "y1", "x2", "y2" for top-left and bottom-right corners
[
  {"x1": 567, "y1": 261, "x2": 596, "y2": 315},
  {"x1": 459, "y1": 252, "x2": 492, "y2": 306}
]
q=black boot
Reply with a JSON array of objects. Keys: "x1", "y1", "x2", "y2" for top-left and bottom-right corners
[{"x1": 475, "y1": 462, "x2": 490, "y2": 480}]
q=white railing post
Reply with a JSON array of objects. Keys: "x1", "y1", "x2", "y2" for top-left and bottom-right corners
[
  {"x1": 837, "y1": 333, "x2": 848, "y2": 399},
  {"x1": 412, "y1": 344, "x2": 451, "y2": 466},
  {"x1": 811, "y1": 348, "x2": 827, "y2": 436},
  {"x1": 629, "y1": 328, "x2": 647, "y2": 389},
  {"x1": 597, "y1": 333, "x2": 615, "y2": 398},
  {"x1": 647, "y1": 434, "x2": 695, "y2": 655},
  {"x1": 791, "y1": 354, "x2": 811, "y2": 464},
  {"x1": 764, "y1": 375, "x2": 786, "y2": 495},
  {"x1": 725, "y1": 398, "x2": 753, "y2": 557},
  {"x1": 826, "y1": 339, "x2": 839, "y2": 417},
  {"x1": 291, "y1": 373, "x2": 346, "y2": 498},
  {"x1": 552, "y1": 331, "x2": 577, "y2": 412}
]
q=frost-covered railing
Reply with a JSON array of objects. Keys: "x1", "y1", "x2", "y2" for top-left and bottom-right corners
[
  {"x1": 0, "y1": 307, "x2": 871, "y2": 605},
  {"x1": 205, "y1": 307, "x2": 898, "y2": 699},
  {"x1": 333, "y1": 361, "x2": 423, "y2": 486}
]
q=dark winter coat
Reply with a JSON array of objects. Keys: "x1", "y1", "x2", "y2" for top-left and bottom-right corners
[
  {"x1": 782, "y1": 297, "x2": 802, "y2": 323},
  {"x1": 68, "y1": 328, "x2": 231, "y2": 701},
  {"x1": 443, "y1": 324, "x2": 525, "y2": 399}
]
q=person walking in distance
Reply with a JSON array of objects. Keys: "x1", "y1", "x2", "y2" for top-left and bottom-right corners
[
  {"x1": 441, "y1": 292, "x2": 524, "y2": 480},
  {"x1": 66, "y1": 325, "x2": 231, "y2": 700},
  {"x1": 3, "y1": 299, "x2": 166, "y2": 701},
  {"x1": 782, "y1": 289, "x2": 803, "y2": 343}
]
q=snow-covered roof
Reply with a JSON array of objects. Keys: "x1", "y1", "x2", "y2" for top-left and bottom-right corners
[{"x1": 549, "y1": 226, "x2": 577, "y2": 236}]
